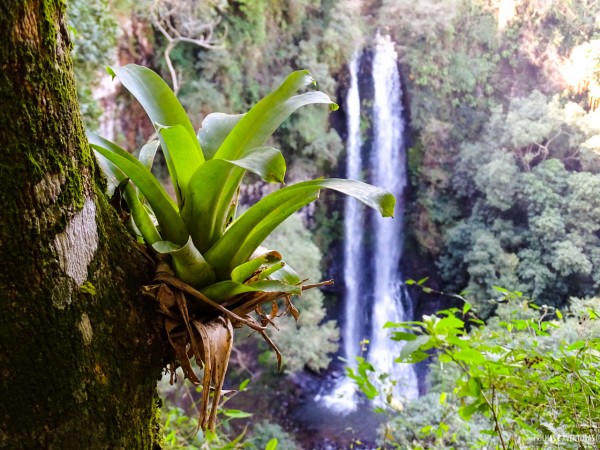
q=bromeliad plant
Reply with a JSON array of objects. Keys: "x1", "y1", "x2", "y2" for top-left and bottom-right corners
[{"x1": 90, "y1": 64, "x2": 395, "y2": 430}]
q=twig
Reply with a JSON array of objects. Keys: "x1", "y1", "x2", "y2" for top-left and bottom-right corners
[{"x1": 150, "y1": 0, "x2": 225, "y2": 94}]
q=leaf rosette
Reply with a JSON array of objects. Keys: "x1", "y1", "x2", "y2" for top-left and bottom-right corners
[{"x1": 90, "y1": 64, "x2": 396, "y2": 430}]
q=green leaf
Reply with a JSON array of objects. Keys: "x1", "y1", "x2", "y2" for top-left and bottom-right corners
[
  {"x1": 463, "y1": 302, "x2": 472, "y2": 315},
  {"x1": 204, "y1": 178, "x2": 395, "y2": 279},
  {"x1": 438, "y1": 353, "x2": 452, "y2": 363},
  {"x1": 230, "y1": 257, "x2": 269, "y2": 283},
  {"x1": 204, "y1": 429, "x2": 217, "y2": 442},
  {"x1": 153, "y1": 238, "x2": 216, "y2": 288},
  {"x1": 399, "y1": 335, "x2": 430, "y2": 361},
  {"x1": 466, "y1": 377, "x2": 481, "y2": 397},
  {"x1": 89, "y1": 131, "x2": 145, "y2": 170},
  {"x1": 257, "y1": 261, "x2": 286, "y2": 280},
  {"x1": 435, "y1": 316, "x2": 465, "y2": 333},
  {"x1": 96, "y1": 150, "x2": 161, "y2": 244},
  {"x1": 186, "y1": 71, "x2": 338, "y2": 251},
  {"x1": 107, "y1": 65, "x2": 200, "y2": 153},
  {"x1": 265, "y1": 438, "x2": 278, "y2": 450},
  {"x1": 229, "y1": 428, "x2": 248, "y2": 446},
  {"x1": 383, "y1": 321, "x2": 424, "y2": 329},
  {"x1": 480, "y1": 429, "x2": 498, "y2": 436},
  {"x1": 200, "y1": 280, "x2": 301, "y2": 303},
  {"x1": 567, "y1": 341, "x2": 586, "y2": 351},
  {"x1": 439, "y1": 392, "x2": 447, "y2": 405},
  {"x1": 267, "y1": 261, "x2": 302, "y2": 286},
  {"x1": 421, "y1": 425, "x2": 434, "y2": 435},
  {"x1": 157, "y1": 123, "x2": 204, "y2": 201},
  {"x1": 399, "y1": 350, "x2": 430, "y2": 363},
  {"x1": 123, "y1": 181, "x2": 162, "y2": 244},
  {"x1": 197, "y1": 113, "x2": 244, "y2": 160},
  {"x1": 446, "y1": 335, "x2": 469, "y2": 348},
  {"x1": 391, "y1": 331, "x2": 417, "y2": 341},
  {"x1": 222, "y1": 409, "x2": 252, "y2": 419},
  {"x1": 459, "y1": 400, "x2": 483, "y2": 420},
  {"x1": 225, "y1": 147, "x2": 286, "y2": 183},
  {"x1": 215, "y1": 71, "x2": 335, "y2": 161},
  {"x1": 453, "y1": 348, "x2": 486, "y2": 365},
  {"x1": 107, "y1": 65, "x2": 204, "y2": 205},
  {"x1": 94, "y1": 144, "x2": 124, "y2": 196},
  {"x1": 230, "y1": 251, "x2": 292, "y2": 284},
  {"x1": 138, "y1": 140, "x2": 159, "y2": 170},
  {"x1": 182, "y1": 148, "x2": 287, "y2": 252},
  {"x1": 90, "y1": 133, "x2": 188, "y2": 245},
  {"x1": 238, "y1": 379, "x2": 250, "y2": 391}
]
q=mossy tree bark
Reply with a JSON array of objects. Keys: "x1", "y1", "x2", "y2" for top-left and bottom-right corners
[{"x1": 0, "y1": 2, "x2": 166, "y2": 448}]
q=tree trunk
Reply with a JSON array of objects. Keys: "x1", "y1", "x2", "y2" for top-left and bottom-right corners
[{"x1": 0, "y1": 2, "x2": 166, "y2": 448}]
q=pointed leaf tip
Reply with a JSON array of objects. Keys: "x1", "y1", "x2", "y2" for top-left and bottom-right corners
[
  {"x1": 381, "y1": 193, "x2": 396, "y2": 217},
  {"x1": 106, "y1": 66, "x2": 116, "y2": 79}
]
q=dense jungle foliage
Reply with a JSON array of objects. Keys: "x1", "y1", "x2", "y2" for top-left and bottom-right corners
[
  {"x1": 70, "y1": 0, "x2": 600, "y2": 315},
  {"x1": 67, "y1": 0, "x2": 600, "y2": 447}
]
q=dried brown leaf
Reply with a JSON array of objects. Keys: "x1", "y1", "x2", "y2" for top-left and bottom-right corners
[
  {"x1": 285, "y1": 296, "x2": 300, "y2": 321},
  {"x1": 193, "y1": 317, "x2": 233, "y2": 431},
  {"x1": 165, "y1": 318, "x2": 200, "y2": 385}
]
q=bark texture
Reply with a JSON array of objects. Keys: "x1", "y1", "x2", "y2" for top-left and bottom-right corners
[{"x1": 0, "y1": 1, "x2": 166, "y2": 448}]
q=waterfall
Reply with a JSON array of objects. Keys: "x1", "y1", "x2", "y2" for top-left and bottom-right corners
[
  {"x1": 342, "y1": 53, "x2": 366, "y2": 371},
  {"x1": 317, "y1": 34, "x2": 418, "y2": 411},
  {"x1": 316, "y1": 53, "x2": 366, "y2": 412},
  {"x1": 367, "y1": 34, "x2": 418, "y2": 399}
]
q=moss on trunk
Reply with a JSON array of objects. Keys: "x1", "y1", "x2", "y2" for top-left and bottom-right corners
[{"x1": 0, "y1": 2, "x2": 166, "y2": 448}]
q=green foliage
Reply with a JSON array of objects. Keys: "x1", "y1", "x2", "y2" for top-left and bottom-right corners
[
  {"x1": 67, "y1": 0, "x2": 118, "y2": 129},
  {"x1": 91, "y1": 65, "x2": 394, "y2": 297},
  {"x1": 158, "y1": 375, "x2": 307, "y2": 450},
  {"x1": 387, "y1": 2, "x2": 600, "y2": 298},
  {"x1": 437, "y1": 89, "x2": 600, "y2": 313},
  {"x1": 355, "y1": 292, "x2": 600, "y2": 449},
  {"x1": 377, "y1": 0, "x2": 499, "y2": 135},
  {"x1": 261, "y1": 213, "x2": 339, "y2": 373},
  {"x1": 162, "y1": 405, "x2": 246, "y2": 450},
  {"x1": 379, "y1": 391, "x2": 491, "y2": 449},
  {"x1": 159, "y1": 377, "x2": 288, "y2": 450},
  {"x1": 249, "y1": 422, "x2": 300, "y2": 450}
]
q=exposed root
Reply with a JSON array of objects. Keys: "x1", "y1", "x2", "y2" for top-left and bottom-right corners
[{"x1": 144, "y1": 264, "x2": 333, "y2": 431}]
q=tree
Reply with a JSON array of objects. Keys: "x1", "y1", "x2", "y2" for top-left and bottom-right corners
[{"x1": 0, "y1": 2, "x2": 165, "y2": 448}]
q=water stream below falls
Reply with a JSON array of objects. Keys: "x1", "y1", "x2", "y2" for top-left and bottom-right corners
[{"x1": 318, "y1": 34, "x2": 418, "y2": 412}]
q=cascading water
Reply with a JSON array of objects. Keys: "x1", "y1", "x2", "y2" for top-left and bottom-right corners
[
  {"x1": 367, "y1": 34, "x2": 418, "y2": 399},
  {"x1": 342, "y1": 53, "x2": 365, "y2": 375},
  {"x1": 318, "y1": 34, "x2": 418, "y2": 411},
  {"x1": 317, "y1": 53, "x2": 365, "y2": 411}
]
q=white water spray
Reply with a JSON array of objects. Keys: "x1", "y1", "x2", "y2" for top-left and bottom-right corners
[{"x1": 367, "y1": 34, "x2": 418, "y2": 400}]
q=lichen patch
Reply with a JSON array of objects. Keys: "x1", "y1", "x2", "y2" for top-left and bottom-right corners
[
  {"x1": 78, "y1": 313, "x2": 93, "y2": 345},
  {"x1": 34, "y1": 173, "x2": 65, "y2": 206},
  {"x1": 54, "y1": 199, "x2": 98, "y2": 287}
]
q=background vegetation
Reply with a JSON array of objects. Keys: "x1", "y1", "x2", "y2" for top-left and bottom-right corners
[{"x1": 67, "y1": 0, "x2": 600, "y2": 447}]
